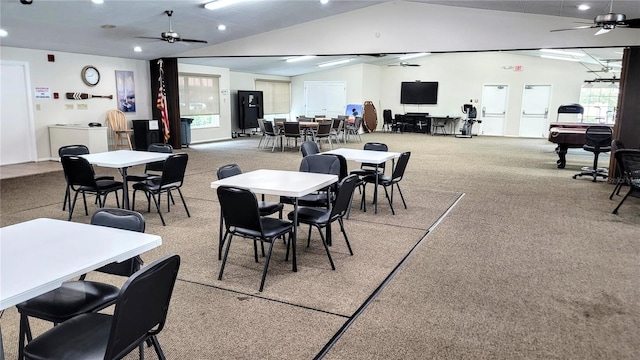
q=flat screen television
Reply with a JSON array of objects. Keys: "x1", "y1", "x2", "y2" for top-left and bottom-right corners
[{"x1": 400, "y1": 81, "x2": 438, "y2": 105}]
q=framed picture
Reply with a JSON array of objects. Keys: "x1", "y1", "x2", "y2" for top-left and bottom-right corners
[{"x1": 115, "y1": 70, "x2": 136, "y2": 113}]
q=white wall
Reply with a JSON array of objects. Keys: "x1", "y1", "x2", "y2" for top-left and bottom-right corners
[{"x1": 1, "y1": 46, "x2": 152, "y2": 160}]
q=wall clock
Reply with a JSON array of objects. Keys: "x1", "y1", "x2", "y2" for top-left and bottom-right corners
[{"x1": 81, "y1": 65, "x2": 100, "y2": 86}]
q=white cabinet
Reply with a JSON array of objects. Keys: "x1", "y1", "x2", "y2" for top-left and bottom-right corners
[{"x1": 49, "y1": 125, "x2": 109, "y2": 159}]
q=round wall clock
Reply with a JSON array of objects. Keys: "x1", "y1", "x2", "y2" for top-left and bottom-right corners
[{"x1": 81, "y1": 65, "x2": 100, "y2": 86}]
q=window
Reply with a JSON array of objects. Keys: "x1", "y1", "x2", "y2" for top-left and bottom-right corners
[
  {"x1": 255, "y1": 79, "x2": 290, "y2": 120},
  {"x1": 579, "y1": 83, "x2": 619, "y2": 124},
  {"x1": 178, "y1": 73, "x2": 220, "y2": 128}
]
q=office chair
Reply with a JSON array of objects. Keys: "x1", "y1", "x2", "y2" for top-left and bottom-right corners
[
  {"x1": 611, "y1": 149, "x2": 640, "y2": 215},
  {"x1": 573, "y1": 126, "x2": 613, "y2": 182},
  {"x1": 609, "y1": 140, "x2": 627, "y2": 199}
]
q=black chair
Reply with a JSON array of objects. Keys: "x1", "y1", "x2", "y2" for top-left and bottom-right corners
[
  {"x1": 262, "y1": 121, "x2": 281, "y2": 152},
  {"x1": 23, "y1": 254, "x2": 180, "y2": 360},
  {"x1": 301, "y1": 140, "x2": 320, "y2": 157},
  {"x1": 286, "y1": 174, "x2": 359, "y2": 270},
  {"x1": 609, "y1": 140, "x2": 627, "y2": 199},
  {"x1": 330, "y1": 118, "x2": 343, "y2": 144},
  {"x1": 16, "y1": 208, "x2": 146, "y2": 360},
  {"x1": 132, "y1": 153, "x2": 190, "y2": 226},
  {"x1": 573, "y1": 126, "x2": 613, "y2": 182},
  {"x1": 280, "y1": 154, "x2": 347, "y2": 208},
  {"x1": 315, "y1": 122, "x2": 333, "y2": 149},
  {"x1": 61, "y1": 155, "x2": 122, "y2": 221},
  {"x1": 126, "y1": 143, "x2": 173, "y2": 182},
  {"x1": 362, "y1": 151, "x2": 411, "y2": 215},
  {"x1": 382, "y1": 109, "x2": 393, "y2": 132},
  {"x1": 58, "y1": 145, "x2": 114, "y2": 211},
  {"x1": 612, "y1": 149, "x2": 640, "y2": 215},
  {"x1": 216, "y1": 163, "x2": 284, "y2": 260},
  {"x1": 392, "y1": 114, "x2": 407, "y2": 133},
  {"x1": 283, "y1": 121, "x2": 302, "y2": 151},
  {"x1": 350, "y1": 142, "x2": 389, "y2": 179},
  {"x1": 217, "y1": 186, "x2": 294, "y2": 292}
]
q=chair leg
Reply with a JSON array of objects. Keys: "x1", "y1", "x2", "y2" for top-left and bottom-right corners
[
  {"x1": 337, "y1": 218, "x2": 354, "y2": 256},
  {"x1": 150, "y1": 335, "x2": 166, "y2": 360},
  {"x1": 396, "y1": 183, "x2": 407, "y2": 209},
  {"x1": 68, "y1": 191, "x2": 80, "y2": 221},
  {"x1": 258, "y1": 240, "x2": 276, "y2": 292},
  {"x1": 218, "y1": 208, "x2": 225, "y2": 260},
  {"x1": 218, "y1": 234, "x2": 234, "y2": 280},
  {"x1": 82, "y1": 191, "x2": 89, "y2": 215},
  {"x1": 383, "y1": 186, "x2": 395, "y2": 215},
  {"x1": 316, "y1": 226, "x2": 336, "y2": 270},
  {"x1": 18, "y1": 313, "x2": 33, "y2": 360},
  {"x1": 612, "y1": 188, "x2": 633, "y2": 215},
  {"x1": 176, "y1": 188, "x2": 191, "y2": 217},
  {"x1": 62, "y1": 185, "x2": 70, "y2": 210},
  {"x1": 150, "y1": 192, "x2": 166, "y2": 226}
]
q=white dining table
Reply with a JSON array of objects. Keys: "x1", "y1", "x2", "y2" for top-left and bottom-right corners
[
  {"x1": 210, "y1": 169, "x2": 338, "y2": 272},
  {"x1": 79, "y1": 150, "x2": 171, "y2": 209},
  {"x1": 323, "y1": 148, "x2": 401, "y2": 214},
  {"x1": 0, "y1": 218, "x2": 162, "y2": 359}
]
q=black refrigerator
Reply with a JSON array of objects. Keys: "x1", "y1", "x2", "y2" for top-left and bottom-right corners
[{"x1": 237, "y1": 90, "x2": 263, "y2": 134}]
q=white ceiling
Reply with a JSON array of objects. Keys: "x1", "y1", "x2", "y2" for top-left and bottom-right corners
[{"x1": 1, "y1": 0, "x2": 639, "y2": 76}]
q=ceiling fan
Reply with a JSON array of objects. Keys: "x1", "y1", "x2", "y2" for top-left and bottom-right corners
[
  {"x1": 550, "y1": 1, "x2": 640, "y2": 35},
  {"x1": 388, "y1": 61, "x2": 420, "y2": 67},
  {"x1": 586, "y1": 60, "x2": 620, "y2": 73},
  {"x1": 137, "y1": 10, "x2": 208, "y2": 44}
]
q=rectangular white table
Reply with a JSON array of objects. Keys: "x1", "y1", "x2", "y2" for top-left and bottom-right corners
[
  {"x1": 79, "y1": 150, "x2": 171, "y2": 209},
  {"x1": 0, "y1": 218, "x2": 162, "y2": 358},
  {"x1": 210, "y1": 169, "x2": 338, "y2": 272},
  {"x1": 323, "y1": 148, "x2": 400, "y2": 214}
]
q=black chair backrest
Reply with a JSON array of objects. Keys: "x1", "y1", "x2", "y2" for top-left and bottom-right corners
[
  {"x1": 362, "y1": 142, "x2": 389, "y2": 170},
  {"x1": 145, "y1": 143, "x2": 173, "y2": 173},
  {"x1": 61, "y1": 155, "x2": 97, "y2": 188},
  {"x1": 316, "y1": 122, "x2": 332, "y2": 137},
  {"x1": 383, "y1": 109, "x2": 393, "y2": 124},
  {"x1": 300, "y1": 154, "x2": 342, "y2": 178},
  {"x1": 301, "y1": 141, "x2": 320, "y2": 157},
  {"x1": 619, "y1": 150, "x2": 640, "y2": 187},
  {"x1": 330, "y1": 174, "x2": 359, "y2": 219},
  {"x1": 331, "y1": 118, "x2": 341, "y2": 130},
  {"x1": 160, "y1": 153, "x2": 188, "y2": 188},
  {"x1": 611, "y1": 139, "x2": 626, "y2": 153},
  {"x1": 58, "y1": 144, "x2": 90, "y2": 157},
  {"x1": 217, "y1": 163, "x2": 242, "y2": 180},
  {"x1": 584, "y1": 126, "x2": 613, "y2": 151},
  {"x1": 263, "y1": 121, "x2": 276, "y2": 136},
  {"x1": 391, "y1": 151, "x2": 411, "y2": 182},
  {"x1": 284, "y1": 122, "x2": 301, "y2": 136},
  {"x1": 91, "y1": 208, "x2": 146, "y2": 276},
  {"x1": 217, "y1": 186, "x2": 263, "y2": 235},
  {"x1": 104, "y1": 254, "x2": 181, "y2": 360}
]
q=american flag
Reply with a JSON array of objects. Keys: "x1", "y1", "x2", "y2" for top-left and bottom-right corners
[{"x1": 157, "y1": 59, "x2": 170, "y2": 142}]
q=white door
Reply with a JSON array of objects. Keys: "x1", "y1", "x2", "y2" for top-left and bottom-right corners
[
  {"x1": 1, "y1": 61, "x2": 36, "y2": 165},
  {"x1": 519, "y1": 85, "x2": 552, "y2": 138},
  {"x1": 304, "y1": 81, "x2": 346, "y2": 118},
  {"x1": 480, "y1": 85, "x2": 509, "y2": 136}
]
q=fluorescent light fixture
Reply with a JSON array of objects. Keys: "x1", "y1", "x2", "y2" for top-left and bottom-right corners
[
  {"x1": 286, "y1": 55, "x2": 316, "y2": 63},
  {"x1": 540, "y1": 55, "x2": 581, "y2": 62},
  {"x1": 320, "y1": 0, "x2": 329, "y2": 4},
  {"x1": 0, "y1": 29, "x2": 7, "y2": 37},
  {"x1": 217, "y1": 24, "x2": 226, "y2": 31},
  {"x1": 539, "y1": 48, "x2": 585, "y2": 57},
  {"x1": 318, "y1": 59, "x2": 351, "y2": 68},
  {"x1": 91, "y1": 0, "x2": 104, "y2": 4},
  {"x1": 205, "y1": 0, "x2": 244, "y2": 11},
  {"x1": 133, "y1": 46, "x2": 142, "y2": 52},
  {"x1": 577, "y1": 4, "x2": 590, "y2": 10},
  {"x1": 399, "y1": 52, "x2": 430, "y2": 60}
]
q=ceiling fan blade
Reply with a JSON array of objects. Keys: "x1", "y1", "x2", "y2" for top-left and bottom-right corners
[
  {"x1": 594, "y1": 28, "x2": 611, "y2": 35},
  {"x1": 177, "y1": 38, "x2": 208, "y2": 44},
  {"x1": 624, "y1": 18, "x2": 640, "y2": 27},
  {"x1": 550, "y1": 25, "x2": 595, "y2": 32},
  {"x1": 407, "y1": 64, "x2": 420, "y2": 67},
  {"x1": 136, "y1": 36, "x2": 164, "y2": 41}
]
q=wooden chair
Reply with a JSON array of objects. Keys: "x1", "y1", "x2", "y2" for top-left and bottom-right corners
[{"x1": 106, "y1": 109, "x2": 133, "y2": 150}]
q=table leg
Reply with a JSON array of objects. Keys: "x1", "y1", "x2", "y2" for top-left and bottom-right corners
[
  {"x1": 374, "y1": 164, "x2": 379, "y2": 214},
  {"x1": 326, "y1": 187, "x2": 332, "y2": 246},
  {"x1": 292, "y1": 198, "x2": 298, "y2": 272},
  {"x1": 0, "y1": 325, "x2": 4, "y2": 360},
  {"x1": 119, "y1": 167, "x2": 130, "y2": 209}
]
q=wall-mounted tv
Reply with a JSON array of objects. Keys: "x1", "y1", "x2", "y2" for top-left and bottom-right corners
[{"x1": 400, "y1": 81, "x2": 438, "y2": 105}]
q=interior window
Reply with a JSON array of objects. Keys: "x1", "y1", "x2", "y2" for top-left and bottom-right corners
[{"x1": 178, "y1": 73, "x2": 220, "y2": 128}]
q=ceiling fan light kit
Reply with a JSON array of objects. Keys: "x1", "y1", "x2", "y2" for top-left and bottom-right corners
[{"x1": 550, "y1": 0, "x2": 640, "y2": 35}]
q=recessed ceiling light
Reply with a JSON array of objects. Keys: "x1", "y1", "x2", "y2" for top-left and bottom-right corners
[
  {"x1": 0, "y1": 29, "x2": 8, "y2": 37},
  {"x1": 318, "y1": 59, "x2": 351, "y2": 68},
  {"x1": 577, "y1": 4, "x2": 590, "y2": 11},
  {"x1": 133, "y1": 46, "x2": 142, "y2": 52},
  {"x1": 218, "y1": 24, "x2": 226, "y2": 31},
  {"x1": 286, "y1": 55, "x2": 316, "y2": 63},
  {"x1": 92, "y1": 0, "x2": 104, "y2": 4},
  {"x1": 320, "y1": 0, "x2": 329, "y2": 4},
  {"x1": 205, "y1": 0, "x2": 244, "y2": 11}
]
